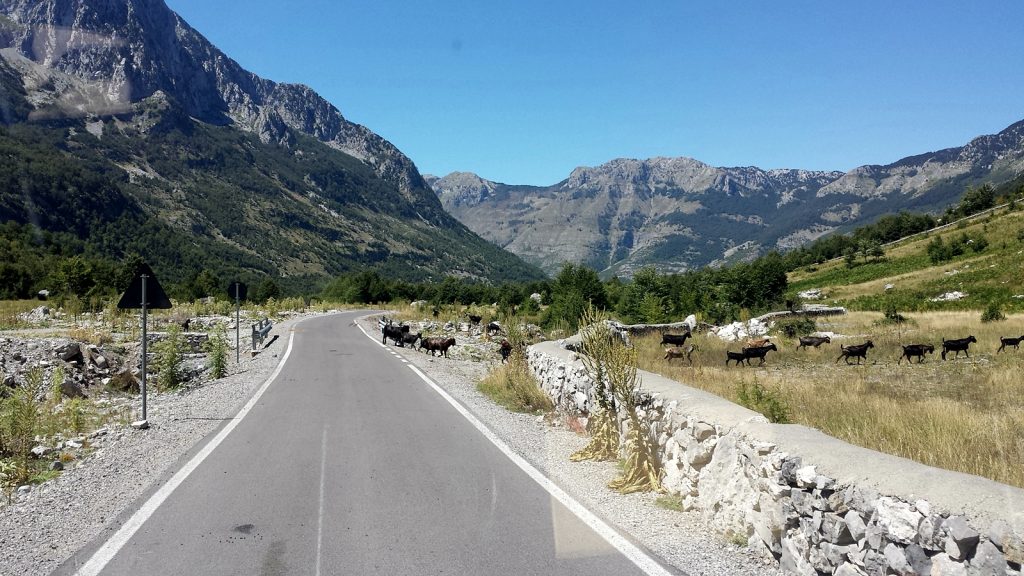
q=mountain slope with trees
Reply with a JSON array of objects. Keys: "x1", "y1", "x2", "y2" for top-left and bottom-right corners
[{"x1": 0, "y1": 0, "x2": 544, "y2": 301}]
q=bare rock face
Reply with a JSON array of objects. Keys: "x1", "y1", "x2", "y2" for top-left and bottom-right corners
[
  {"x1": 0, "y1": 0, "x2": 433, "y2": 206},
  {"x1": 431, "y1": 120, "x2": 1024, "y2": 276}
]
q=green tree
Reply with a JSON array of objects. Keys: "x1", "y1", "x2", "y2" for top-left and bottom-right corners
[
  {"x1": 190, "y1": 269, "x2": 222, "y2": 300},
  {"x1": 546, "y1": 263, "x2": 607, "y2": 330},
  {"x1": 55, "y1": 255, "x2": 94, "y2": 297},
  {"x1": 252, "y1": 278, "x2": 282, "y2": 304},
  {"x1": 616, "y1": 266, "x2": 666, "y2": 323}
]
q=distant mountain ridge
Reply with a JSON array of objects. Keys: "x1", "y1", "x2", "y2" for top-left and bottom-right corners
[
  {"x1": 428, "y1": 120, "x2": 1024, "y2": 276},
  {"x1": 0, "y1": 0, "x2": 544, "y2": 285}
]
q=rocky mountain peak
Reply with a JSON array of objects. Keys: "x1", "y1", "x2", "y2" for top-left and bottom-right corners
[
  {"x1": 0, "y1": 0, "x2": 433, "y2": 205},
  {"x1": 427, "y1": 171, "x2": 500, "y2": 209}
]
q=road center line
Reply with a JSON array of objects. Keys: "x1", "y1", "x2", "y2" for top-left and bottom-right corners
[
  {"x1": 355, "y1": 318, "x2": 673, "y2": 576},
  {"x1": 72, "y1": 329, "x2": 297, "y2": 576},
  {"x1": 316, "y1": 425, "x2": 328, "y2": 576}
]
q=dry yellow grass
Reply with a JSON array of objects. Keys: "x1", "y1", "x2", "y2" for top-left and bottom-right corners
[{"x1": 637, "y1": 311, "x2": 1024, "y2": 488}]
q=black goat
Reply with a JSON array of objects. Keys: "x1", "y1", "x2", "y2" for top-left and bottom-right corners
[
  {"x1": 836, "y1": 341, "x2": 874, "y2": 365},
  {"x1": 726, "y1": 350, "x2": 748, "y2": 367},
  {"x1": 941, "y1": 336, "x2": 977, "y2": 360},
  {"x1": 401, "y1": 332, "x2": 422, "y2": 347},
  {"x1": 468, "y1": 314, "x2": 482, "y2": 325},
  {"x1": 661, "y1": 332, "x2": 691, "y2": 346},
  {"x1": 898, "y1": 344, "x2": 934, "y2": 364},
  {"x1": 796, "y1": 335, "x2": 831, "y2": 350},
  {"x1": 382, "y1": 322, "x2": 410, "y2": 346},
  {"x1": 742, "y1": 343, "x2": 778, "y2": 366},
  {"x1": 997, "y1": 335, "x2": 1024, "y2": 353}
]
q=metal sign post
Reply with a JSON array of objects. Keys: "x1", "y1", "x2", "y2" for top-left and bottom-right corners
[
  {"x1": 141, "y1": 274, "x2": 148, "y2": 421},
  {"x1": 117, "y1": 262, "x2": 171, "y2": 428},
  {"x1": 235, "y1": 284, "x2": 240, "y2": 363},
  {"x1": 229, "y1": 281, "x2": 246, "y2": 364}
]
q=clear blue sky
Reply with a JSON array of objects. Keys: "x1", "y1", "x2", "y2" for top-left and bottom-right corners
[{"x1": 165, "y1": 0, "x2": 1024, "y2": 186}]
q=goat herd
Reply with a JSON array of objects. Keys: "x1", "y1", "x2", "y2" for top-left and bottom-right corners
[
  {"x1": 379, "y1": 315, "x2": 514, "y2": 361},
  {"x1": 661, "y1": 331, "x2": 1024, "y2": 368}
]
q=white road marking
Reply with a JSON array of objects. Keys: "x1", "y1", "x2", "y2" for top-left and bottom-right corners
[
  {"x1": 72, "y1": 330, "x2": 297, "y2": 576},
  {"x1": 315, "y1": 425, "x2": 328, "y2": 576},
  {"x1": 356, "y1": 318, "x2": 673, "y2": 576}
]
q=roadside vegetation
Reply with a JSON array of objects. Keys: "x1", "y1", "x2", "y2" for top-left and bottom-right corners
[
  {"x1": 0, "y1": 368, "x2": 129, "y2": 499},
  {"x1": 0, "y1": 295, "x2": 325, "y2": 497},
  {"x1": 636, "y1": 311, "x2": 1024, "y2": 488},
  {"x1": 476, "y1": 319, "x2": 552, "y2": 414}
]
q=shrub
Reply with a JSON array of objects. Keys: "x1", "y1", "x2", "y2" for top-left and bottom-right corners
[
  {"x1": 64, "y1": 398, "x2": 87, "y2": 434},
  {"x1": 736, "y1": 380, "x2": 790, "y2": 424},
  {"x1": 981, "y1": 301, "x2": 1006, "y2": 323},
  {"x1": 154, "y1": 325, "x2": 186, "y2": 390},
  {"x1": 773, "y1": 315, "x2": 817, "y2": 338},
  {"x1": 206, "y1": 328, "x2": 229, "y2": 379},
  {"x1": 881, "y1": 304, "x2": 907, "y2": 325},
  {"x1": 1, "y1": 370, "x2": 42, "y2": 462}
]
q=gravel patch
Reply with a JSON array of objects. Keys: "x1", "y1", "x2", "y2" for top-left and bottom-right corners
[
  {"x1": 355, "y1": 315, "x2": 784, "y2": 576},
  {"x1": 0, "y1": 314, "x2": 307, "y2": 576}
]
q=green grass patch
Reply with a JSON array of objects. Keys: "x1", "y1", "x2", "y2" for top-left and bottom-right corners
[{"x1": 655, "y1": 494, "x2": 685, "y2": 512}]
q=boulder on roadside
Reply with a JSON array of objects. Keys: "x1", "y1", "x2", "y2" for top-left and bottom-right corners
[
  {"x1": 61, "y1": 377, "x2": 88, "y2": 399},
  {"x1": 107, "y1": 369, "x2": 140, "y2": 394},
  {"x1": 56, "y1": 342, "x2": 84, "y2": 364}
]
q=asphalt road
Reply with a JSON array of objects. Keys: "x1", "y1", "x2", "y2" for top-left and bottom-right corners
[{"x1": 57, "y1": 313, "x2": 664, "y2": 576}]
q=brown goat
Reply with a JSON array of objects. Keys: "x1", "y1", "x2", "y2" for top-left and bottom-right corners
[{"x1": 664, "y1": 344, "x2": 698, "y2": 365}]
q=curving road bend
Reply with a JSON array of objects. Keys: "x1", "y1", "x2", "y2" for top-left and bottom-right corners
[{"x1": 55, "y1": 312, "x2": 672, "y2": 576}]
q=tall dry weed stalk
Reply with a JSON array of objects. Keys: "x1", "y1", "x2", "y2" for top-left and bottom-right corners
[{"x1": 570, "y1": 306, "x2": 620, "y2": 462}]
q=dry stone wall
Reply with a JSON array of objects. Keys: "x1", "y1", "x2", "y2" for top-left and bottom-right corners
[{"x1": 527, "y1": 341, "x2": 1024, "y2": 576}]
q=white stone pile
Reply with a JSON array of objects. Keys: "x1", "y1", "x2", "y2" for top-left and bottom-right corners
[{"x1": 712, "y1": 318, "x2": 771, "y2": 342}]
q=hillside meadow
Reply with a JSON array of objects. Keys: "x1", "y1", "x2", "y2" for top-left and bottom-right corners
[
  {"x1": 636, "y1": 311, "x2": 1024, "y2": 488},
  {"x1": 789, "y1": 206, "x2": 1024, "y2": 313}
]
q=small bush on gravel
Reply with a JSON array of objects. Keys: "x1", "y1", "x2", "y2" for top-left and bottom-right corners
[
  {"x1": 206, "y1": 328, "x2": 229, "y2": 379},
  {"x1": 478, "y1": 317, "x2": 552, "y2": 413},
  {"x1": 477, "y1": 357, "x2": 552, "y2": 414},
  {"x1": 154, "y1": 325, "x2": 186, "y2": 390},
  {"x1": 655, "y1": 494, "x2": 685, "y2": 512},
  {"x1": 0, "y1": 370, "x2": 44, "y2": 488}
]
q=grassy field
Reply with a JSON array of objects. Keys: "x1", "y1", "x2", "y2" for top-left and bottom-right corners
[
  {"x1": 789, "y1": 207, "x2": 1024, "y2": 313},
  {"x1": 636, "y1": 311, "x2": 1024, "y2": 488}
]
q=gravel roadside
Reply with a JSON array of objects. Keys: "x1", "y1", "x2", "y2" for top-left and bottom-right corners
[
  {"x1": 354, "y1": 314, "x2": 783, "y2": 576},
  {"x1": 3, "y1": 311, "x2": 782, "y2": 576},
  {"x1": 0, "y1": 313, "x2": 307, "y2": 576}
]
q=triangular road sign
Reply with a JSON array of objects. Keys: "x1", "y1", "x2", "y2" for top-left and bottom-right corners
[{"x1": 117, "y1": 263, "x2": 173, "y2": 309}]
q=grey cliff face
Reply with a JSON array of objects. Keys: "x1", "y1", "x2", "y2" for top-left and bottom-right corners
[
  {"x1": 0, "y1": 0, "x2": 433, "y2": 206},
  {"x1": 432, "y1": 121, "x2": 1024, "y2": 277}
]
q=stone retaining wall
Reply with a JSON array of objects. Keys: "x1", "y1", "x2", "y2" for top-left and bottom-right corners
[{"x1": 528, "y1": 341, "x2": 1024, "y2": 576}]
